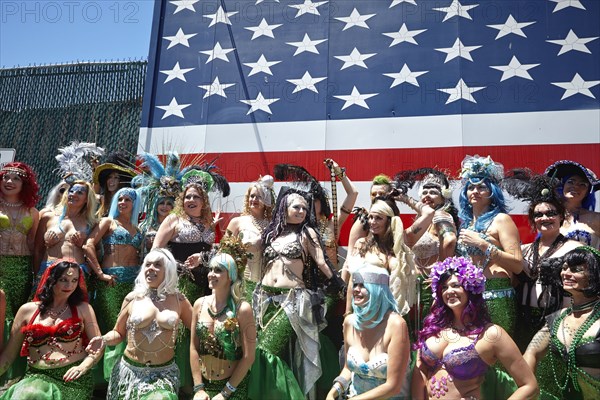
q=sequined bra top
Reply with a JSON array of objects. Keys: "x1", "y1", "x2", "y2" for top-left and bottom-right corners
[
  {"x1": 412, "y1": 231, "x2": 439, "y2": 261},
  {"x1": 263, "y1": 238, "x2": 303, "y2": 261},
  {"x1": 171, "y1": 218, "x2": 215, "y2": 244},
  {"x1": 0, "y1": 213, "x2": 33, "y2": 235},
  {"x1": 347, "y1": 347, "x2": 388, "y2": 379},
  {"x1": 21, "y1": 305, "x2": 87, "y2": 356},
  {"x1": 103, "y1": 223, "x2": 143, "y2": 249},
  {"x1": 420, "y1": 336, "x2": 489, "y2": 380},
  {"x1": 563, "y1": 222, "x2": 600, "y2": 248}
]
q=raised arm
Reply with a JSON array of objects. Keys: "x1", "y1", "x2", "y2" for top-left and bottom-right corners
[
  {"x1": 434, "y1": 211, "x2": 457, "y2": 261},
  {"x1": 396, "y1": 194, "x2": 435, "y2": 247},
  {"x1": 326, "y1": 159, "x2": 358, "y2": 234}
]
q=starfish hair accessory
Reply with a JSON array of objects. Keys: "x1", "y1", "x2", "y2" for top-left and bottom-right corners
[{"x1": 430, "y1": 257, "x2": 486, "y2": 298}]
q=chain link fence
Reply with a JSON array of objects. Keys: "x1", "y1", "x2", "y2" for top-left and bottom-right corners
[{"x1": 0, "y1": 61, "x2": 147, "y2": 205}]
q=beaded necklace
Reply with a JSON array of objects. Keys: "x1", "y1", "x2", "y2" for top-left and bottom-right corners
[
  {"x1": 250, "y1": 215, "x2": 268, "y2": 234},
  {"x1": 550, "y1": 300, "x2": 600, "y2": 392}
]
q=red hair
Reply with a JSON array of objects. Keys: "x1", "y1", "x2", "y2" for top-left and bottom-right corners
[{"x1": 0, "y1": 162, "x2": 40, "y2": 208}]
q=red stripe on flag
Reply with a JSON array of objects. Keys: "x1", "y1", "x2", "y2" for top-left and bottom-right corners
[{"x1": 181, "y1": 144, "x2": 600, "y2": 183}]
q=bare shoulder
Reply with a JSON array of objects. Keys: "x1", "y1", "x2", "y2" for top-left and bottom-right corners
[
  {"x1": 494, "y1": 213, "x2": 517, "y2": 226},
  {"x1": 387, "y1": 312, "x2": 407, "y2": 330},
  {"x1": 237, "y1": 301, "x2": 253, "y2": 320},
  {"x1": 482, "y1": 323, "x2": 508, "y2": 345}
]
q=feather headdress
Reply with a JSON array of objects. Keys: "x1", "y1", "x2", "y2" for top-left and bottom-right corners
[
  {"x1": 274, "y1": 163, "x2": 330, "y2": 217},
  {"x1": 54, "y1": 141, "x2": 105, "y2": 183}
]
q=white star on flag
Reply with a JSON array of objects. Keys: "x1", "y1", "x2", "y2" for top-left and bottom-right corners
[
  {"x1": 243, "y1": 54, "x2": 282, "y2": 76},
  {"x1": 547, "y1": 30, "x2": 598, "y2": 56},
  {"x1": 335, "y1": 8, "x2": 376, "y2": 31},
  {"x1": 383, "y1": 23, "x2": 427, "y2": 47},
  {"x1": 169, "y1": 0, "x2": 198, "y2": 14},
  {"x1": 383, "y1": 64, "x2": 428, "y2": 88},
  {"x1": 255, "y1": 0, "x2": 280, "y2": 4},
  {"x1": 286, "y1": 34, "x2": 328, "y2": 56},
  {"x1": 163, "y1": 28, "x2": 197, "y2": 49},
  {"x1": 334, "y1": 86, "x2": 378, "y2": 110},
  {"x1": 240, "y1": 92, "x2": 280, "y2": 115},
  {"x1": 245, "y1": 19, "x2": 282, "y2": 40},
  {"x1": 550, "y1": 0, "x2": 586, "y2": 13},
  {"x1": 490, "y1": 56, "x2": 540, "y2": 82},
  {"x1": 435, "y1": 38, "x2": 481, "y2": 63},
  {"x1": 438, "y1": 79, "x2": 485, "y2": 104},
  {"x1": 160, "y1": 62, "x2": 194, "y2": 83},
  {"x1": 390, "y1": 0, "x2": 417, "y2": 7},
  {"x1": 335, "y1": 48, "x2": 377, "y2": 70},
  {"x1": 551, "y1": 73, "x2": 600, "y2": 100},
  {"x1": 199, "y1": 42, "x2": 235, "y2": 64},
  {"x1": 487, "y1": 14, "x2": 536, "y2": 39},
  {"x1": 198, "y1": 77, "x2": 235, "y2": 99},
  {"x1": 203, "y1": 6, "x2": 238, "y2": 27},
  {"x1": 289, "y1": 0, "x2": 328, "y2": 18},
  {"x1": 156, "y1": 97, "x2": 191, "y2": 119},
  {"x1": 433, "y1": 0, "x2": 478, "y2": 22},
  {"x1": 287, "y1": 71, "x2": 327, "y2": 93}
]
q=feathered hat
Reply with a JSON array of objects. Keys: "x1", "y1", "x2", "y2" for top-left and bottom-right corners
[
  {"x1": 501, "y1": 168, "x2": 562, "y2": 205},
  {"x1": 54, "y1": 141, "x2": 105, "y2": 183},
  {"x1": 393, "y1": 167, "x2": 453, "y2": 199},
  {"x1": 93, "y1": 151, "x2": 137, "y2": 187},
  {"x1": 460, "y1": 155, "x2": 504, "y2": 185},
  {"x1": 544, "y1": 160, "x2": 600, "y2": 193}
]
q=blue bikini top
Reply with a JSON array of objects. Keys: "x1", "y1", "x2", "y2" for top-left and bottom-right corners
[{"x1": 103, "y1": 223, "x2": 143, "y2": 249}]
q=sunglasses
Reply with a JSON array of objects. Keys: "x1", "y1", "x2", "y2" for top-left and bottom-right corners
[
  {"x1": 69, "y1": 185, "x2": 88, "y2": 195},
  {"x1": 533, "y1": 210, "x2": 559, "y2": 219},
  {"x1": 562, "y1": 264, "x2": 586, "y2": 273}
]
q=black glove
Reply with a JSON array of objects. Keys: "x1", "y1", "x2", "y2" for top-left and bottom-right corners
[{"x1": 325, "y1": 273, "x2": 346, "y2": 298}]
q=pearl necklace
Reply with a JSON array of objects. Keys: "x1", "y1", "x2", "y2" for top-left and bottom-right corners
[
  {"x1": 0, "y1": 198, "x2": 23, "y2": 208},
  {"x1": 250, "y1": 215, "x2": 269, "y2": 233}
]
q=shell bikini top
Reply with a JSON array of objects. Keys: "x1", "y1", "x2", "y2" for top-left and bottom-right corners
[
  {"x1": 420, "y1": 335, "x2": 489, "y2": 381},
  {"x1": 20, "y1": 305, "x2": 87, "y2": 356}
]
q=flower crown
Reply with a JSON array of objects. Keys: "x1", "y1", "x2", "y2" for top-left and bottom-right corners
[
  {"x1": 218, "y1": 232, "x2": 253, "y2": 279},
  {"x1": 460, "y1": 155, "x2": 504, "y2": 184},
  {"x1": 430, "y1": 257, "x2": 486, "y2": 298}
]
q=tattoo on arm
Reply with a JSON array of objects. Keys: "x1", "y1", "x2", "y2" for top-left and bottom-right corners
[
  {"x1": 526, "y1": 325, "x2": 550, "y2": 354},
  {"x1": 411, "y1": 226, "x2": 422, "y2": 235}
]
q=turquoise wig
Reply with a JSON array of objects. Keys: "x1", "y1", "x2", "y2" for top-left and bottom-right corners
[
  {"x1": 108, "y1": 187, "x2": 142, "y2": 226},
  {"x1": 352, "y1": 264, "x2": 398, "y2": 330}
]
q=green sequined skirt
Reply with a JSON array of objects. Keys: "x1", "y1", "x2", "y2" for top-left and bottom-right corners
[
  {"x1": 483, "y1": 278, "x2": 516, "y2": 335},
  {"x1": 204, "y1": 375, "x2": 249, "y2": 399},
  {"x1": 179, "y1": 274, "x2": 204, "y2": 306},
  {"x1": 0, "y1": 362, "x2": 93, "y2": 400}
]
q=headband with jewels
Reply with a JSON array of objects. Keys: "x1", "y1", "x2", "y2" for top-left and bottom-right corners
[
  {"x1": 352, "y1": 268, "x2": 390, "y2": 286},
  {"x1": 182, "y1": 169, "x2": 214, "y2": 192},
  {"x1": 34, "y1": 258, "x2": 89, "y2": 302},
  {"x1": 460, "y1": 155, "x2": 504, "y2": 185},
  {"x1": 581, "y1": 246, "x2": 600, "y2": 263},
  {"x1": 430, "y1": 256, "x2": 486, "y2": 298},
  {"x1": 544, "y1": 160, "x2": 600, "y2": 193},
  {"x1": 1, "y1": 166, "x2": 28, "y2": 177}
]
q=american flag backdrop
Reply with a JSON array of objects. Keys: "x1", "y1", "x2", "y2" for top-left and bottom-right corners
[{"x1": 139, "y1": 0, "x2": 600, "y2": 244}]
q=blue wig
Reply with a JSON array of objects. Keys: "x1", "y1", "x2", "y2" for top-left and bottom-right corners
[
  {"x1": 108, "y1": 187, "x2": 142, "y2": 226},
  {"x1": 459, "y1": 177, "x2": 509, "y2": 231},
  {"x1": 556, "y1": 175, "x2": 597, "y2": 211},
  {"x1": 352, "y1": 264, "x2": 398, "y2": 330}
]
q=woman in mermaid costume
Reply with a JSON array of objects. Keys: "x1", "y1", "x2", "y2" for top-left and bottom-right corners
[
  {"x1": 190, "y1": 237, "x2": 256, "y2": 400},
  {"x1": 34, "y1": 180, "x2": 100, "y2": 286},
  {"x1": 0, "y1": 259, "x2": 104, "y2": 399},
  {"x1": 90, "y1": 248, "x2": 193, "y2": 399},
  {"x1": 252, "y1": 188, "x2": 343, "y2": 399},
  {"x1": 225, "y1": 175, "x2": 275, "y2": 301},
  {"x1": 544, "y1": 160, "x2": 600, "y2": 249},
  {"x1": 326, "y1": 264, "x2": 409, "y2": 399},
  {"x1": 413, "y1": 256, "x2": 538, "y2": 400},
  {"x1": 525, "y1": 246, "x2": 600, "y2": 399},
  {"x1": 84, "y1": 187, "x2": 143, "y2": 380},
  {"x1": 0, "y1": 162, "x2": 40, "y2": 382}
]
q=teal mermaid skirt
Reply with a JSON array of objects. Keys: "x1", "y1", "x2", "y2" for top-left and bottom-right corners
[{"x1": 0, "y1": 362, "x2": 93, "y2": 400}]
